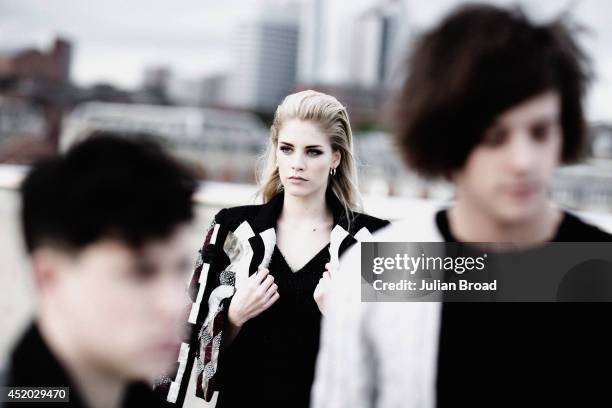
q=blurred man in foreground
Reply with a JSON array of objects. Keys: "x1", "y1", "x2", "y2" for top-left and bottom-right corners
[
  {"x1": 3, "y1": 133, "x2": 197, "y2": 407},
  {"x1": 312, "y1": 4, "x2": 612, "y2": 408}
]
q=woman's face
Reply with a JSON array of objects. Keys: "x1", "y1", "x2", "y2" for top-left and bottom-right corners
[{"x1": 276, "y1": 119, "x2": 340, "y2": 199}]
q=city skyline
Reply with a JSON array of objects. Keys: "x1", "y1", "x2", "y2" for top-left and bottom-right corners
[{"x1": 2, "y1": 0, "x2": 612, "y2": 121}]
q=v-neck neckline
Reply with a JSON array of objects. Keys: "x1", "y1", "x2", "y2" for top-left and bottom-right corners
[{"x1": 274, "y1": 243, "x2": 330, "y2": 274}]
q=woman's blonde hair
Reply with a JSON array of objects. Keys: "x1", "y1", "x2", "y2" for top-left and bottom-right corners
[{"x1": 257, "y1": 90, "x2": 361, "y2": 218}]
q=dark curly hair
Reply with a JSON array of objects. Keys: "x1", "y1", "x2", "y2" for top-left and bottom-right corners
[{"x1": 392, "y1": 3, "x2": 592, "y2": 179}]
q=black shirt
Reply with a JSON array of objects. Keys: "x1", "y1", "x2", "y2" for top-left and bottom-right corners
[
  {"x1": 4, "y1": 323, "x2": 168, "y2": 408},
  {"x1": 215, "y1": 244, "x2": 329, "y2": 408},
  {"x1": 435, "y1": 210, "x2": 612, "y2": 407}
]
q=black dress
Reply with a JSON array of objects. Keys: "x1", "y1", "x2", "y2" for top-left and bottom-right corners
[
  {"x1": 435, "y1": 210, "x2": 612, "y2": 407},
  {"x1": 216, "y1": 244, "x2": 330, "y2": 408}
]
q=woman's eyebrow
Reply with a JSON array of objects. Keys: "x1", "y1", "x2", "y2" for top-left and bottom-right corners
[{"x1": 279, "y1": 142, "x2": 323, "y2": 149}]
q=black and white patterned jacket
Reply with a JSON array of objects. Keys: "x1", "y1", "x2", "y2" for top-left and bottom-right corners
[{"x1": 156, "y1": 190, "x2": 389, "y2": 406}]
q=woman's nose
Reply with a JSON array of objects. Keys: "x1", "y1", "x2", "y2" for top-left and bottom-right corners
[{"x1": 291, "y1": 153, "x2": 305, "y2": 170}]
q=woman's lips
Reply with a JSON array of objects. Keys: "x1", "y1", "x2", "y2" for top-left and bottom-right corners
[{"x1": 288, "y1": 176, "x2": 307, "y2": 183}]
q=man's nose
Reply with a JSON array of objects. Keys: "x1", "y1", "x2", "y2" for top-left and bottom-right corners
[
  {"x1": 506, "y1": 132, "x2": 538, "y2": 173},
  {"x1": 155, "y1": 277, "x2": 188, "y2": 323}
]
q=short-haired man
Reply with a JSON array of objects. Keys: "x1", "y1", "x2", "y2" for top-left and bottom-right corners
[
  {"x1": 312, "y1": 4, "x2": 612, "y2": 407},
  {"x1": 3, "y1": 134, "x2": 197, "y2": 408}
]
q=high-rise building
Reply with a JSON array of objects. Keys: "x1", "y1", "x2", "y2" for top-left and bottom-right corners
[
  {"x1": 297, "y1": 0, "x2": 325, "y2": 85},
  {"x1": 591, "y1": 124, "x2": 612, "y2": 159},
  {"x1": 297, "y1": 0, "x2": 409, "y2": 88},
  {"x1": 226, "y1": 1, "x2": 300, "y2": 111},
  {"x1": 349, "y1": 0, "x2": 407, "y2": 87},
  {"x1": 140, "y1": 66, "x2": 172, "y2": 105}
]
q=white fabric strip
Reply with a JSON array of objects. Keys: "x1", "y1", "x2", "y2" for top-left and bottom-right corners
[
  {"x1": 167, "y1": 342, "x2": 190, "y2": 403},
  {"x1": 187, "y1": 223, "x2": 221, "y2": 323},
  {"x1": 354, "y1": 226, "x2": 374, "y2": 243},
  {"x1": 258, "y1": 228, "x2": 276, "y2": 270},
  {"x1": 230, "y1": 221, "x2": 256, "y2": 288},
  {"x1": 329, "y1": 225, "x2": 350, "y2": 271}
]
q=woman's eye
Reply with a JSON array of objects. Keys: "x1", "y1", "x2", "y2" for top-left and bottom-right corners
[
  {"x1": 280, "y1": 146, "x2": 292, "y2": 153},
  {"x1": 307, "y1": 149, "x2": 322, "y2": 157}
]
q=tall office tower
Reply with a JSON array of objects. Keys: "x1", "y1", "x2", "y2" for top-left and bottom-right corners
[
  {"x1": 227, "y1": 1, "x2": 300, "y2": 111},
  {"x1": 297, "y1": 0, "x2": 325, "y2": 85},
  {"x1": 350, "y1": 0, "x2": 407, "y2": 88},
  {"x1": 297, "y1": 0, "x2": 409, "y2": 88}
]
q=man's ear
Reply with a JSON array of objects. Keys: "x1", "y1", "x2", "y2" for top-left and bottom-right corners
[
  {"x1": 448, "y1": 167, "x2": 461, "y2": 184},
  {"x1": 30, "y1": 248, "x2": 70, "y2": 292}
]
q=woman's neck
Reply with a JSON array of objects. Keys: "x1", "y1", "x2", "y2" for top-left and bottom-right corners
[
  {"x1": 279, "y1": 189, "x2": 332, "y2": 226},
  {"x1": 448, "y1": 201, "x2": 562, "y2": 244}
]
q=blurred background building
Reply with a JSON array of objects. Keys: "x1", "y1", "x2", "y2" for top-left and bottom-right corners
[
  {"x1": 225, "y1": 1, "x2": 300, "y2": 111},
  {"x1": 3, "y1": 0, "x2": 611, "y2": 210},
  {"x1": 60, "y1": 101, "x2": 268, "y2": 182},
  {"x1": 0, "y1": 37, "x2": 71, "y2": 156}
]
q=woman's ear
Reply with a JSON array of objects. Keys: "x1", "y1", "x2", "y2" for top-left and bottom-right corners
[{"x1": 332, "y1": 150, "x2": 341, "y2": 169}]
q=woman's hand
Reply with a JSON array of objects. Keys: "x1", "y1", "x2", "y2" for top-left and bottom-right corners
[
  {"x1": 314, "y1": 262, "x2": 337, "y2": 315},
  {"x1": 228, "y1": 268, "x2": 279, "y2": 328}
]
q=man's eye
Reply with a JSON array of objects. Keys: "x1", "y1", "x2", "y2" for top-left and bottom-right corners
[
  {"x1": 483, "y1": 129, "x2": 506, "y2": 147},
  {"x1": 531, "y1": 124, "x2": 552, "y2": 142},
  {"x1": 134, "y1": 264, "x2": 156, "y2": 281},
  {"x1": 177, "y1": 259, "x2": 191, "y2": 275}
]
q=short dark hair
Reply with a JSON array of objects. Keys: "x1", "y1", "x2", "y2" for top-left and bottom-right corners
[
  {"x1": 393, "y1": 4, "x2": 592, "y2": 179},
  {"x1": 21, "y1": 132, "x2": 197, "y2": 253}
]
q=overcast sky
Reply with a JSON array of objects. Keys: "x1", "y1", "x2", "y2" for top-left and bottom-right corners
[
  {"x1": 0, "y1": 0, "x2": 261, "y2": 86},
  {"x1": 1, "y1": 0, "x2": 611, "y2": 121}
]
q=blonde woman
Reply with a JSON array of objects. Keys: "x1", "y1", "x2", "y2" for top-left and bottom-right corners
[{"x1": 156, "y1": 90, "x2": 389, "y2": 408}]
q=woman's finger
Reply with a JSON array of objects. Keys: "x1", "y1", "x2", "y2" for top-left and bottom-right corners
[
  {"x1": 263, "y1": 291, "x2": 280, "y2": 309},
  {"x1": 264, "y1": 283, "x2": 278, "y2": 300},
  {"x1": 255, "y1": 267, "x2": 270, "y2": 283},
  {"x1": 260, "y1": 274, "x2": 275, "y2": 290}
]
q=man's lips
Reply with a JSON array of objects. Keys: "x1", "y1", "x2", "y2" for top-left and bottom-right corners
[
  {"x1": 504, "y1": 182, "x2": 539, "y2": 198},
  {"x1": 154, "y1": 339, "x2": 182, "y2": 353}
]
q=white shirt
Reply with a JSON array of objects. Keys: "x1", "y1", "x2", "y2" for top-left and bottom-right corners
[{"x1": 311, "y1": 212, "x2": 445, "y2": 408}]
